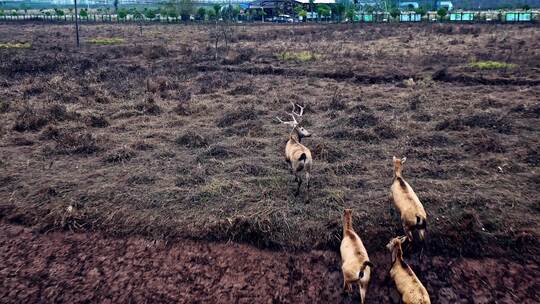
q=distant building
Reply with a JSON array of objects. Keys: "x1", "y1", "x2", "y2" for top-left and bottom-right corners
[
  {"x1": 249, "y1": 0, "x2": 336, "y2": 19},
  {"x1": 399, "y1": 2, "x2": 419, "y2": 9},
  {"x1": 437, "y1": 1, "x2": 452, "y2": 10}
]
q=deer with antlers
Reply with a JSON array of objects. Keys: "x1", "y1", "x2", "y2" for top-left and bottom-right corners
[{"x1": 276, "y1": 103, "x2": 313, "y2": 197}]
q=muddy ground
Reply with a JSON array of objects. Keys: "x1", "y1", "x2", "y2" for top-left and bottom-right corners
[
  {"x1": 0, "y1": 22, "x2": 539, "y2": 302},
  {"x1": 1, "y1": 222, "x2": 538, "y2": 303}
]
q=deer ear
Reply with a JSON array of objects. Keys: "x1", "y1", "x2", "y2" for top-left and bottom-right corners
[
  {"x1": 393, "y1": 156, "x2": 397, "y2": 162},
  {"x1": 391, "y1": 247, "x2": 397, "y2": 264},
  {"x1": 401, "y1": 157, "x2": 407, "y2": 164}
]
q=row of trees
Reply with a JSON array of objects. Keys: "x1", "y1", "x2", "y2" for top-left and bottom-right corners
[
  {"x1": 121, "y1": 1, "x2": 242, "y2": 21},
  {"x1": 0, "y1": 1, "x2": 534, "y2": 22}
]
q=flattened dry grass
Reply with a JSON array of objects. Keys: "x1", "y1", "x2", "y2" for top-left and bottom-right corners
[
  {"x1": 469, "y1": 60, "x2": 517, "y2": 70},
  {"x1": 87, "y1": 37, "x2": 124, "y2": 45},
  {"x1": 0, "y1": 23, "x2": 538, "y2": 260}
]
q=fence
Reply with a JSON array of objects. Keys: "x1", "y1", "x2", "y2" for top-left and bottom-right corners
[{"x1": 0, "y1": 11, "x2": 538, "y2": 24}]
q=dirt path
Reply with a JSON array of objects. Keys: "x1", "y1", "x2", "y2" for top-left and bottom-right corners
[{"x1": 0, "y1": 222, "x2": 538, "y2": 303}]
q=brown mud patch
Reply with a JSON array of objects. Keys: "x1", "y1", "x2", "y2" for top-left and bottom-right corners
[{"x1": 0, "y1": 222, "x2": 538, "y2": 303}]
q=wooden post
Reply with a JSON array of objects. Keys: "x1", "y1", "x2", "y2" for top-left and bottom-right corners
[{"x1": 74, "y1": 0, "x2": 80, "y2": 47}]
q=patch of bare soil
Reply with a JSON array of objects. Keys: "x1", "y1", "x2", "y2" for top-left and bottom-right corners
[{"x1": 0, "y1": 222, "x2": 538, "y2": 303}]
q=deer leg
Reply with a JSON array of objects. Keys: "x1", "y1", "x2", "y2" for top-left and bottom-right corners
[
  {"x1": 286, "y1": 158, "x2": 292, "y2": 174},
  {"x1": 342, "y1": 280, "x2": 352, "y2": 294},
  {"x1": 295, "y1": 176, "x2": 302, "y2": 196},
  {"x1": 389, "y1": 287, "x2": 401, "y2": 304}
]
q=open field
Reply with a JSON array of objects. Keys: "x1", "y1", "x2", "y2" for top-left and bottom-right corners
[{"x1": 0, "y1": 22, "x2": 539, "y2": 302}]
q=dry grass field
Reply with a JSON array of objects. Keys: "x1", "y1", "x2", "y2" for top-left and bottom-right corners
[{"x1": 0, "y1": 22, "x2": 539, "y2": 303}]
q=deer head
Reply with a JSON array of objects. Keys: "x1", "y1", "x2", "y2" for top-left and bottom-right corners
[{"x1": 276, "y1": 102, "x2": 311, "y2": 139}]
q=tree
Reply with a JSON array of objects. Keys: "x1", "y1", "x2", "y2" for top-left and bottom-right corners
[
  {"x1": 294, "y1": 5, "x2": 303, "y2": 16},
  {"x1": 208, "y1": 9, "x2": 216, "y2": 20},
  {"x1": 179, "y1": 0, "x2": 194, "y2": 21},
  {"x1": 364, "y1": 5, "x2": 375, "y2": 14},
  {"x1": 346, "y1": 7, "x2": 355, "y2": 22},
  {"x1": 299, "y1": 9, "x2": 307, "y2": 21},
  {"x1": 55, "y1": 8, "x2": 65, "y2": 17},
  {"x1": 117, "y1": 8, "x2": 128, "y2": 19},
  {"x1": 133, "y1": 10, "x2": 144, "y2": 35},
  {"x1": 309, "y1": 0, "x2": 314, "y2": 21},
  {"x1": 255, "y1": 8, "x2": 266, "y2": 21},
  {"x1": 79, "y1": 8, "x2": 88, "y2": 18},
  {"x1": 168, "y1": 10, "x2": 178, "y2": 19},
  {"x1": 144, "y1": 9, "x2": 156, "y2": 20},
  {"x1": 415, "y1": 7, "x2": 426, "y2": 17},
  {"x1": 232, "y1": 6, "x2": 241, "y2": 21},
  {"x1": 213, "y1": 4, "x2": 221, "y2": 19},
  {"x1": 522, "y1": 5, "x2": 530, "y2": 10},
  {"x1": 113, "y1": 0, "x2": 119, "y2": 12},
  {"x1": 19, "y1": 4, "x2": 29, "y2": 14},
  {"x1": 197, "y1": 7, "x2": 206, "y2": 21},
  {"x1": 317, "y1": 4, "x2": 331, "y2": 21},
  {"x1": 389, "y1": 7, "x2": 400, "y2": 20},
  {"x1": 437, "y1": 7, "x2": 447, "y2": 21},
  {"x1": 334, "y1": 3, "x2": 345, "y2": 22},
  {"x1": 133, "y1": 10, "x2": 143, "y2": 20}
]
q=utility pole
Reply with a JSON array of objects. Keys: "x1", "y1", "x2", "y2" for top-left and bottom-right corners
[{"x1": 74, "y1": 0, "x2": 80, "y2": 47}]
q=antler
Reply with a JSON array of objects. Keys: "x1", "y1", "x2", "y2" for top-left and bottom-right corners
[
  {"x1": 275, "y1": 115, "x2": 297, "y2": 126},
  {"x1": 276, "y1": 103, "x2": 305, "y2": 126},
  {"x1": 290, "y1": 102, "x2": 304, "y2": 118}
]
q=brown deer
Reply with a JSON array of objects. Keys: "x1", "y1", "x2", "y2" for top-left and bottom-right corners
[
  {"x1": 276, "y1": 103, "x2": 313, "y2": 196},
  {"x1": 390, "y1": 156, "x2": 427, "y2": 248},
  {"x1": 340, "y1": 209, "x2": 373, "y2": 303},
  {"x1": 386, "y1": 236, "x2": 431, "y2": 304}
]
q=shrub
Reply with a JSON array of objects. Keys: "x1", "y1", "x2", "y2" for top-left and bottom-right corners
[
  {"x1": 312, "y1": 142, "x2": 345, "y2": 163},
  {"x1": 374, "y1": 125, "x2": 398, "y2": 139},
  {"x1": 348, "y1": 113, "x2": 378, "y2": 128},
  {"x1": 175, "y1": 132, "x2": 208, "y2": 148},
  {"x1": 53, "y1": 132, "x2": 100, "y2": 155},
  {"x1": 131, "y1": 141, "x2": 155, "y2": 151},
  {"x1": 103, "y1": 148, "x2": 135, "y2": 163},
  {"x1": 198, "y1": 145, "x2": 238, "y2": 161},
  {"x1": 86, "y1": 114, "x2": 109, "y2": 128},
  {"x1": 14, "y1": 106, "x2": 49, "y2": 132},
  {"x1": 0, "y1": 100, "x2": 10, "y2": 113},
  {"x1": 143, "y1": 45, "x2": 168, "y2": 59},
  {"x1": 47, "y1": 104, "x2": 70, "y2": 121},
  {"x1": 134, "y1": 99, "x2": 161, "y2": 115},
  {"x1": 217, "y1": 107, "x2": 257, "y2": 127},
  {"x1": 39, "y1": 125, "x2": 60, "y2": 140}
]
